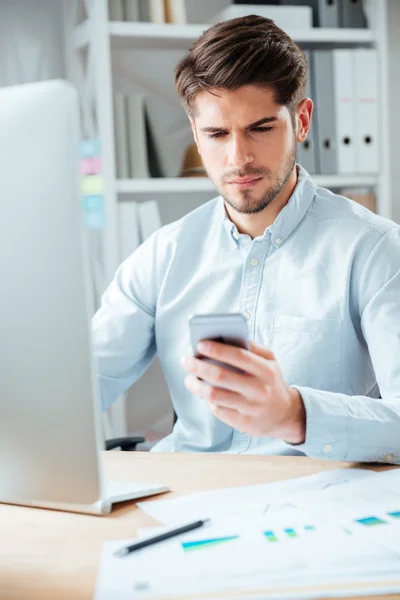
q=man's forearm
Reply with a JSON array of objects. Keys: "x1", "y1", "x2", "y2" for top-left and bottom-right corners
[{"x1": 289, "y1": 386, "x2": 400, "y2": 464}]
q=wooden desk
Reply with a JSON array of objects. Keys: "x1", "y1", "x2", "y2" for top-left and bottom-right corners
[{"x1": 0, "y1": 452, "x2": 397, "y2": 600}]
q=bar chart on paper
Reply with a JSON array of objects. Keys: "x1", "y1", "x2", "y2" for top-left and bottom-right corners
[
  {"x1": 179, "y1": 508, "x2": 400, "y2": 554},
  {"x1": 181, "y1": 523, "x2": 320, "y2": 551},
  {"x1": 95, "y1": 470, "x2": 400, "y2": 600},
  {"x1": 355, "y1": 510, "x2": 400, "y2": 527},
  {"x1": 264, "y1": 524, "x2": 317, "y2": 543},
  {"x1": 181, "y1": 535, "x2": 239, "y2": 552}
]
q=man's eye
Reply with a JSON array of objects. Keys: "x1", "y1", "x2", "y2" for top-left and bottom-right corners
[
  {"x1": 252, "y1": 126, "x2": 273, "y2": 133},
  {"x1": 209, "y1": 132, "x2": 227, "y2": 139},
  {"x1": 208, "y1": 126, "x2": 273, "y2": 139}
]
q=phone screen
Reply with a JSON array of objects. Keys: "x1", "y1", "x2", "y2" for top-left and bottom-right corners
[{"x1": 189, "y1": 313, "x2": 250, "y2": 374}]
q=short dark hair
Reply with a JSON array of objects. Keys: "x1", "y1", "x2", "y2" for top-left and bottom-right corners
[{"x1": 174, "y1": 15, "x2": 308, "y2": 118}]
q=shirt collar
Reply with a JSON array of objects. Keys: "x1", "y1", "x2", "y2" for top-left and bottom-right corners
[{"x1": 219, "y1": 165, "x2": 317, "y2": 248}]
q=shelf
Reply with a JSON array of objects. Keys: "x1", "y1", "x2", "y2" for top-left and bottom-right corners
[
  {"x1": 109, "y1": 22, "x2": 376, "y2": 50},
  {"x1": 312, "y1": 174, "x2": 378, "y2": 188},
  {"x1": 73, "y1": 20, "x2": 376, "y2": 51},
  {"x1": 116, "y1": 178, "x2": 216, "y2": 194},
  {"x1": 116, "y1": 174, "x2": 378, "y2": 195},
  {"x1": 109, "y1": 22, "x2": 208, "y2": 50}
]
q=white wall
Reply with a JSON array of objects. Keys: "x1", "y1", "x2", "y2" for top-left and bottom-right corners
[{"x1": 0, "y1": 0, "x2": 65, "y2": 86}]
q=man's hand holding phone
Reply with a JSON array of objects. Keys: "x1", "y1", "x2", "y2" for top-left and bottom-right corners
[{"x1": 181, "y1": 314, "x2": 306, "y2": 445}]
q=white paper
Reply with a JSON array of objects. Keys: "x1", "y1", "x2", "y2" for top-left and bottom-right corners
[
  {"x1": 95, "y1": 470, "x2": 400, "y2": 599},
  {"x1": 137, "y1": 468, "x2": 376, "y2": 525},
  {"x1": 294, "y1": 468, "x2": 400, "y2": 553},
  {"x1": 95, "y1": 504, "x2": 400, "y2": 600}
]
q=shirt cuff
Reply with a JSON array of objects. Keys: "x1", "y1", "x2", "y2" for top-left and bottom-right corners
[
  {"x1": 288, "y1": 386, "x2": 400, "y2": 464},
  {"x1": 288, "y1": 385, "x2": 350, "y2": 460}
]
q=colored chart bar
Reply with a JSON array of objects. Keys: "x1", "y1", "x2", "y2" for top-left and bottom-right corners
[
  {"x1": 182, "y1": 535, "x2": 239, "y2": 552},
  {"x1": 284, "y1": 528, "x2": 297, "y2": 538},
  {"x1": 387, "y1": 511, "x2": 400, "y2": 519},
  {"x1": 355, "y1": 516, "x2": 387, "y2": 527},
  {"x1": 264, "y1": 531, "x2": 278, "y2": 542}
]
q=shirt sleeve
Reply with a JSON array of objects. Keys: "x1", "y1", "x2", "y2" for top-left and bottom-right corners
[
  {"x1": 291, "y1": 225, "x2": 400, "y2": 465},
  {"x1": 91, "y1": 230, "x2": 163, "y2": 411}
]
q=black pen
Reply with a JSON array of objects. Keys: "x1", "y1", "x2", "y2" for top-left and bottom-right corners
[{"x1": 114, "y1": 518, "x2": 210, "y2": 557}]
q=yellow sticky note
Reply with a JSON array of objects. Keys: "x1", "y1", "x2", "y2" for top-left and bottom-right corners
[{"x1": 81, "y1": 175, "x2": 104, "y2": 195}]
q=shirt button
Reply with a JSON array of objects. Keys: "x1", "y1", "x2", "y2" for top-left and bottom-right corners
[
  {"x1": 232, "y1": 231, "x2": 240, "y2": 240},
  {"x1": 250, "y1": 258, "x2": 259, "y2": 267},
  {"x1": 243, "y1": 311, "x2": 251, "y2": 321},
  {"x1": 323, "y1": 444, "x2": 333, "y2": 454},
  {"x1": 275, "y1": 237, "x2": 283, "y2": 245},
  {"x1": 385, "y1": 453, "x2": 394, "y2": 463}
]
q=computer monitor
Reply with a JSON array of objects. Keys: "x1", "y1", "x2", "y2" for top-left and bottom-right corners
[{"x1": 0, "y1": 81, "x2": 168, "y2": 515}]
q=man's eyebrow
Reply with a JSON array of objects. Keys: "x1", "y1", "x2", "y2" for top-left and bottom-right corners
[{"x1": 200, "y1": 116, "x2": 277, "y2": 133}]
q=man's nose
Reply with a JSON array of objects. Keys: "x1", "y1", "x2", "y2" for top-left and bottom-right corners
[{"x1": 227, "y1": 135, "x2": 254, "y2": 169}]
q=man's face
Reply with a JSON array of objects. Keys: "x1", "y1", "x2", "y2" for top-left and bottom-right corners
[{"x1": 190, "y1": 85, "x2": 298, "y2": 215}]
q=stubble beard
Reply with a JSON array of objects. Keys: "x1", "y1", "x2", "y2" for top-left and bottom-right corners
[{"x1": 212, "y1": 143, "x2": 297, "y2": 215}]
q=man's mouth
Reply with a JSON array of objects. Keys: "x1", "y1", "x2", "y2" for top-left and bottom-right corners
[{"x1": 227, "y1": 177, "x2": 263, "y2": 188}]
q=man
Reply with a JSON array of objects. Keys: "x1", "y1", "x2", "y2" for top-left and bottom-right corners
[{"x1": 92, "y1": 15, "x2": 400, "y2": 462}]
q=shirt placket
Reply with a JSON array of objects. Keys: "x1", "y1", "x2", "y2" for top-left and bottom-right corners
[{"x1": 230, "y1": 237, "x2": 270, "y2": 453}]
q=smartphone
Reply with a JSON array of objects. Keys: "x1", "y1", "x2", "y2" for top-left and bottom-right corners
[{"x1": 189, "y1": 313, "x2": 250, "y2": 374}]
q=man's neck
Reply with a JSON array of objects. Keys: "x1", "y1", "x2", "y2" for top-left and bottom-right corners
[{"x1": 224, "y1": 167, "x2": 298, "y2": 239}]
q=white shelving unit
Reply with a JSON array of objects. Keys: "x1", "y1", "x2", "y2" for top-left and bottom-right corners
[
  {"x1": 107, "y1": 22, "x2": 376, "y2": 46},
  {"x1": 65, "y1": 0, "x2": 391, "y2": 288},
  {"x1": 63, "y1": 0, "x2": 391, "y2": 437},
  {"x1": 74, "y1": 20, "x2": 377, "y2": 50},
  {"x1": 65, "y1": 0, "x2": 391, "y2": 286}
]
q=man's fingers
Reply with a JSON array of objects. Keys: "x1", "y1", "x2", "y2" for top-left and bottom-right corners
[
  {"x1": 184, "y1": 375, "x2": 260, "y2": 416},
  {"x1": 181, "y1": 356, "x2": 263, "y2": 397},
  {"x1": 195, "y1": 341, "x2": 276, "y2": 379},
  {"x1": 209, "y1": 403, "x2": 251, "y2": 431},
  {"x1": 249, "y1": 341, "x2": 275, "y2": 361}
]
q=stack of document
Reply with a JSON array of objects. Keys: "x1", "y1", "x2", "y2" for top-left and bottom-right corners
[
  {"x1": 136, "y1": 467, "x2": 374, "y2": 525},
  {"x1": 95, "y1": 468, "x2": 400, "y2": 599},
  {"x1": 280, "y1": 0, "x2": 367, "y2": 28},
  {"x1": 209, "y1": 5, "x2": 313, "y2": 30},
  {"x1": 299, "y1": 48, "x2": 378, "y2": 175},
  {"x1": 113, "y1": 93, "x2": 150, "y2": 180}
]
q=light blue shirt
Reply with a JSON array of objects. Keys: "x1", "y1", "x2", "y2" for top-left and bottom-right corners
[{"x1": 92, "y1": 166, "x2": 400, "y2": 463}]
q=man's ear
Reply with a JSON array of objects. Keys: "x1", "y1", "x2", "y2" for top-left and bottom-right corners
[
  {"x1": 189, "y1": 117, "x2": 200, "y2": 153},
  {"x1": 295, "y1": 98, "x2": 313, "y2": 144}
]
